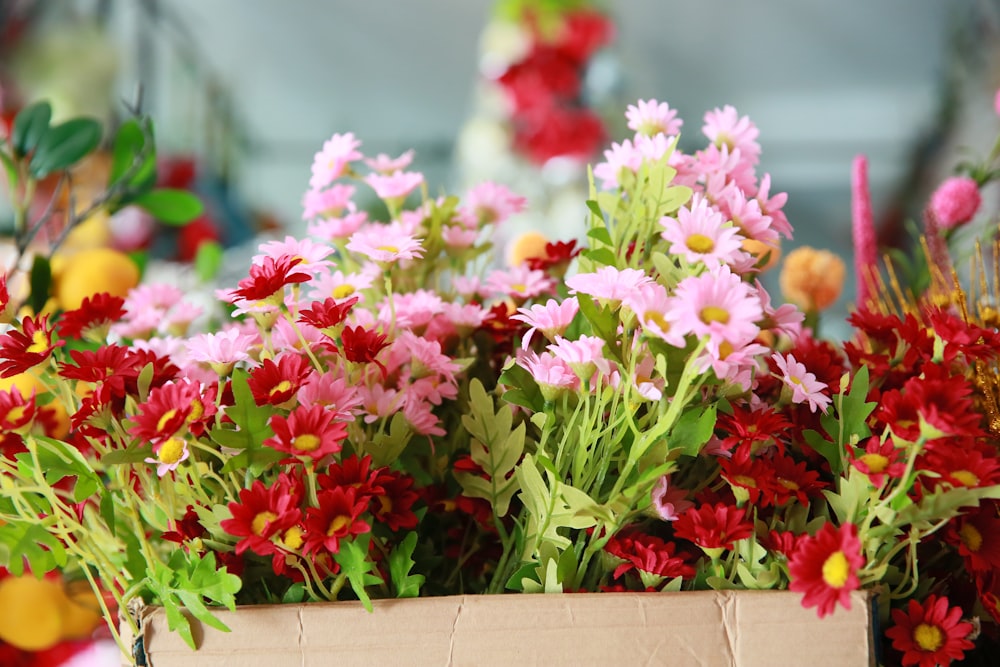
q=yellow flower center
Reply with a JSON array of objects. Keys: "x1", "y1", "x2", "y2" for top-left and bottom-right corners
[
  {"x1": 251, "y1": 511, "x2": 278, "y2": 536},
  {"x1": 686, "y1": 233, "x2": 715, "y2": 254},
  {"x1": 951, "y1": 470, "x2": 980, "y2": 487},
  {"x1": 188, "y1": 399, "x2": 204, "y2": 423},
  {"x1": 292, "y1": 433, "x2": 321, "y2": 452},
  {"x1": 327, "y1": 515, "x2": 351, "y2": 536},
  {"x1": 377, "y1": 245, "x2": 399, "y2": 254},
  {"x1": 821, "y1": 550, "x2": 850, "y2": 588},
  {"x1": 700, "y1": 306, "x2": 730, "y2": 325},
  {"x1": 269, "y1": 380, "x2": 292, "y2": 398},
  {"x1": 6, "y1": 405, "x2": 26, "y2": 424},
  {"x1": 778, "y1": 478, "x2": 799, "y2": 491},
  {"x1": 377, "y1": 496, "x2": 393, "y2": 514},
  {"x1": 25, "y1": 330, "x2": 49, "y2": 355},
  {"x1": 913, "y1": 623, "x2": 944, "y2": 652},
  {"x1": 718, "y1": 340, "x2": 734, "y2": 359},
  {"x1": 332, "y1": 284, "x2": 356, "y2": 299},
  {"x1": 960, "y1": 523, "x2": 983, "y2": 552},
  {"x1": 157, "y1": 438, "x2": 186, "y2": 465},
  {"x1": 511, "y1": 283, "x2": 528, "y2": 294},
  {"x1": 157, "y1": 409, "x2": 179, "y2": 433},
  {"x1": 733, "y1": 475, "x2": 757, "y2": 488},
  {"x1": 644, "y1": 311, "x2": 669, "y2": 331},
  {"x1": 859, "y1": 453, "x2": 889, "y2": 474},
  {"x1": 281, "y1": 525, "x2": 304, "y2": 550}
]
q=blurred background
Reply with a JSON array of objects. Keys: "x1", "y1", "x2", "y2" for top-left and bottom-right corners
[{"x1": 2, "y1": 0, "x2": 1000, "y2": 334}]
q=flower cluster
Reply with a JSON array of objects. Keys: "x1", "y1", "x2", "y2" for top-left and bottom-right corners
[{"x1": 2, "y1": 96, "x2": 1000, "y2": 667}]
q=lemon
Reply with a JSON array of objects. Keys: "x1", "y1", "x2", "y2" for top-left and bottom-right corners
[
  {"x1": 53, "y1": 247, "x2": 140, "y2": 311},
  {"x1": 0, "y1": 372, "x2": 72, "y2": 438},
  {"x1": 0, "y1": 576, "x2": 65, "y2": 651}
]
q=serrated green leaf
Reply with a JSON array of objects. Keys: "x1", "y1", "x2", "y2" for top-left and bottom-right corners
[
  {"x1": 135, "y1": 188, "x2": 203, "y2": 225},
  {"x1": 0, "y1": 522, "x2": 67, "y2": 575},
  {"x1": 12, "y1": 100, "x2": 51, "y2": 157},
  {"x1": 388, "y1": 532, "x2": 424, "y2": 598},
  {"x1": 665, "y1": 404, "x2": 717, "y2": 457},
  {"x1": 29, "y1": 117, "x2": 102, "y2": 178},
  {"x1": 498, "y1": 362, "x2": 544, "y2": 413},
  {"x1": 804, "y1": 429, "x2": 843, "y2": 476},
  {"x1": 334, "y1": 535, "x2": 383, "y2": 612}
]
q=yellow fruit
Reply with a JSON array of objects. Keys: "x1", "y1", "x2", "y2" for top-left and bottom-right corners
[
  {"x1": 508, "y1": 231, "x2": 549, "y2": 266},
  {"x1": 0, "y1": 372, "x2": 45, "y2": 397},
  {"x1": 62, "y1": 211, "x2": 112, "y2": 251},
  {"x1": 61, "y1": 584, "x2": 104, "y2": 640},
  {"x1": 0, "y1": 576, "x2": 65, "y2": 651},
  {"x1": 53, "y1": 247, "x2": 140, "y2": 311}
]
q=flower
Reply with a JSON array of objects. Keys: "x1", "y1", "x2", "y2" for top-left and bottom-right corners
[
  {"x1": 0, "y1": 315, "x2": 64, "y2": 377},
  {"x1": 771, "y1": 352, "x2": 832, "y2": 413},
  {"x1": 929, "y1": 176, "x2": 981, "y2": 229},
  {"x1": 885, "y1": 595, "x2": 974, "y2": 667},
  {"x1": 310, "y1": 132, "x2": 363, "y2": 189},
  {"x1": 779, "y1": 246, "x2": 845, "y2": 312},
  {"x1": 626, "y1": 99, "x2": 682, "y2": 137},
  {"x1": 265, "y1": 404, "x2": 349, "y2": 461},
  {"x1": 788, "y1": 523, "x2": 864, "y2": 618}
]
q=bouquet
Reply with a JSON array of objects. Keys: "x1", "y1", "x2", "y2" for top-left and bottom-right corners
[{"x1": 2, "y1": 92, "x2": 1000, "y2": 667}]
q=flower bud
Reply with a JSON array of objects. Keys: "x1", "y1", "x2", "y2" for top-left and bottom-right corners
[
  {"x1": 779, "y1": 246, "x2": 845, "y2": 312},
  {"x1": 929, "y1": 176, "x2": 980, "y2": 229}
]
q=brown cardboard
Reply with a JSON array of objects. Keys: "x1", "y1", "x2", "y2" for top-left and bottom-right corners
[{"x1": 122, "y1": 590, "x2": 876, "y2": 667}]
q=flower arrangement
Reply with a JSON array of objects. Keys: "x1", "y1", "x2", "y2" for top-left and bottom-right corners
[{"x1": 2, "y1": 90, "x2": 1000, "y2": 667}]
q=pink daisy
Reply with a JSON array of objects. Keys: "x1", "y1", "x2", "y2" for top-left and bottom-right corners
[
  {"x1": 364, "y1": 171, "x2": 424, "y2": 201},
  {"x1": 511, "y1": 297, "x2": 579, "y2": 349},
  {"x1": 666, "y1": 265, "x2": 762, "y2": 347},
  {"x1": 702, "y1": 105, "x2": 761, "y2": 164},
  {"x1": 772, "y1": 352, "x2": 831, "y2": 413},
  {"x1": 592, "y1": 138, "x2": 643, "y2": 189},
  {"x1": 566, "y1": 266, "x2": 653, "y2": 309},
  {"x1": 754, "y1": 280, "x2": 804, "y2": 338},
  {"x1": 626, "y1": 99, "x2": 682, "y2": 137},
  {"x1": 310, "y1": 132, "x2": 363, "y2": 189},
  {"x1": 346, "y1": 224, "x2": 425, "y2": 264},
  {"x1": 380, "y1": 289, "x2": 445, "y2": 331},
  {"x1": 307, "y1": 266, "x2": 378, "y2": 304},
  {"x1": 484, "y1": 265, "x2": 554, "y2": 301},
  {"x1": 651, "y1": 475, "x2": 694, "y2": 521},
  {"x1": 547, "y1": 335, "x2": 610, "y2": 380},
  {"x1": 254, "y1": 236, "x2": 334, "y2": 274},
  {"x1": 635, "y1": 133, "x2": 675, "y2": 162},
  {"x1": 442, "y1": 224, "x2": 479, "y2": 248},
  {"x1": 297, "y1": 370, "x2": 362, "y2": 421},
  {"x1": 462, "y1": 181, "x2": 528, "y2": 226},
  {"x1": 754, "y1": 174, "x2": 792, "y2": 240},
  {"x1": 301, "y1": 184, "x2": 356, "y2": 220},
  {"x1": 623, "y1": 282, "x2": 687, "y2": 348},
  {"x1": 441, "y1": 302, "x2": 487, "y2": 333},
  {"x1": 185, "y1": 328, "x2": 259, "y2": 375},
  {"x1": 660, "y1": 195, "x2": 747, "y2": 268},
  {"x1": 364, "y1": 149, "x2": 414, "y2": 174},
  {"x1": 717, "y1": 183, "x2": 779, "y2": 245},
  {"x1": 307, "y1": 211, "x2": 368, "y2": 241},
  {"x1": 516, "y1": 350, "x2": 580, "y2": 401}
]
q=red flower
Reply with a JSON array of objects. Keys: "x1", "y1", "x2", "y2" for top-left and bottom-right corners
[
  {"x1": 770, "y1": 453, "x2": 826, "y2": 506},
  {"x1": 128, "y1": 380, "x2": 204, "y2": 443},
  {"x1": 58, "y1": 344, "x2": 135, "y2": 401},
  {"x1": 605, "y1": 531, "x2": 695, "y2": 581},
  {"x1": 56, "y1": 292, "x2": 126, "y2": 340},
  {"x1": 161, "y1": 505, "x2": 207, "y2": 546},
  {"x1": 340, "y1": 325, "x2": 389, "y2": 377},
  {"x1": 919, "y1": 443, "x2": 1000, "y2": 492},
  {"x1": 716, "y1": 403, "x2": 791, "y2": 455},
  {"x1": 303, "y1": 486, "x2": 371, "y2": 555},
  {"x1": 788, "y1": 522, "x2": 864, "y2": 618},
  {"x1": 849, "y1": 437, "x2": 907, "y2": 488},
  {"x1": 0, "y1": 315, "x2": 64, "y2": 377},
  {"x1": 265, "y1": 404, "x2": 348, "y2": 461},
  {"x1": 369, "y1": 469, "x2": 420, "y2": 531},
  {"x1": 220, "y1": 474, "x2": 303, "y2": 556},
  {"x1": 229, "y1": 255, "x2": 311, "y2": 304},
  {"x1": 885, "y1": 595, "x2": 974, "y2": 667},
  {"x1": 298, "y1": 295, "x2": 359, "y2": 331},
  {"x1": 672, "y1": 503, "x2": 753, "y2": 552},
  {"x1": 0, "y1": 273, "x2": 10, "y2": 316},
  {"x1": 525, "y1": 240, "x2": 581, "y2": 275},
  {"x1": 317, "y1": 455, "x2": 382, "y2": 497},
  {"x1": 246, "y1": 353, "x2": 312, "y2": 406},
  {"x1": 0, "y1": 385, "x2": 39, "y2": 432},
  {"x1": 944, "y1": 503, "x2": 1000, "y2": 573}
]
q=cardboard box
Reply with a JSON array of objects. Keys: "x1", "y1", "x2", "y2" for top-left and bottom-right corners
[{"x1": 122, "y1": 590, "x2": 877, "y2": 666}]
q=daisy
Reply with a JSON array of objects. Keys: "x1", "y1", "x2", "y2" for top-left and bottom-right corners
[
  {"x1": 307, "y1": 266, "x2": 378, "y2": 304},
  {"x1": 228, "y1": 255, "x2": 311, "y2": 306},
  {"x1": 57, "y1": 293, "x2": 126, "y2": 342},
  {"x1": 346, "y1": 224, "x2": 425, "y2": 264},
  {"x1": 441, "y1": 224, "x2": 479, "y2": 248},
  {"x1": 363, "y1": 149, "x2": 414, "y2": 174},
  {"x1": 144, "y1": 437, "x2": 190, "y2": 478},
  {"x1": 623, "y1": 282, "x2": 685, "y2": 348},
  {"x1": 301, "y1": 184, "x2": 356, "y2": 220},
  {"x1": 299, "y1": 296, "x2": 359, "y2": 333},
  {"x1": 592, "y1": 138, "x2": 643, "y2": 190},
  {"x1": 185, "y1": 329, "x2": 257, "y2": 376},
  {"x1": 660, "y1": 194, "x2": 746, "y2": 268},
  {"x1": 364, "y1": 171, "x2": 424, "y2": 201},
  {"x1": 309, "y1": 132, "x2": 363, "y2": 190},
  {"x1": 754, "y1": 280, "x2": 804, "y2": 339},
  {"x1": 340, "y1": 325, "x2": 390, "y2": 377},
  {"x1": 0, "y1": 315, "x2": 64, "y2": 377},
  {"x1": 382, "y1": 289, "x2": 445, "y2": 332},
  {"x1": 717, "y1": 182, "x2": 780, "y2": 246},
  {"x1": 246, "y1": 353, "x2": 313, "y2": 407},
  {"x1": 666, "y1": 265, "x2": 762, "y2": 347},
  {"x1": 650, "y1": 476, "x2": 694, "y2": 522},
  {"x1": 483, "y1": 264, "x2": 553, "y2": 301},
  {"x1": 771, "y1": 352, "x2": 831, "y2": 413},
  {"x1": 307, "y1": 211, "x2": 368, "y2": 241},
  {"x1": 634, "y1": 133, "x2": 675, "y2": 163},
  {"x1": 303, "y1": 487, "x2": 371, "y2": 555},
  {"x1": 754, "y1": 173, "x2": 792, "y2": 240},
  {"x1": 605, "y1": 531, "x2": 695, "y2": 582},
  {"x1": 254, "y1": 236, "x2": 334, "y2": 274},
  {"x1": 625, "y1": 99, "x2": 682, "y2": 137},
  {"x1": 702, "y1": 105, "x2": 761, "y2": 164},
  {"x1": 369, "y1": 469, "x2": 420, "y2": 531},
  {"x1": 849, "y1": 437, "x2": 906, "y2": 488},
  {"x1": 265, "y1": 404, "x2": 348, "y2": 461},
  {"x1": 511, "y1": 297, "x2": 579, "y2": 349},
  {"x1": 221, "y1": 475, "x2": 303, "y2": 556},
  {"x1": 944, "y1": 506, "x2": 1000, "y2": 573},
  {"x1": 566, "y1": 266, "x2": 653, "y2": 309},
  {"x1": 402, "y1": 397, "x2": 446, "y2": 437},
  {"x1": 672, "y1": 503, "x2": 754, "y2": 556},
  {"x1": 462, "y1": 181, "x2": 527, "y2": 226},
  {"x1": 297, "y1": 371, "x2": 363, "y2": 421},
  {"x1": 516, "y1": 350, "x2": 579, "y2": 401},
  {"x1": 788, "y1": 522, "x2": 864, "y2": 618},
  {"x1": 885, "y1": 595, "x2": 974, "y2": 667},
  {"x1": 547, "y1": 335, "x2": 610, "y2": 380},
  {"x1": 441, "y1": 302, "x2": 487, "y2": 334}
]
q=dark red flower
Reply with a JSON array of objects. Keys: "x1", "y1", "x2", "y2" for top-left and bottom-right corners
[
  {"x1": 605, "y1": 530, "x2": 695, "y2": 581},
  {"x1": 0, "y1": 385, "x2": 39, "y2": 431},
  {"x1": 369, "y1": 469, "x2": 420, "y2": 531},
  {"x1": 246, "y1": 353, "x2": 312, "y2": 406},
  {"x1": 944, "y1": 503, "x2": 1000, "y2": 573},
  {"x1": 525, "y1": 239, "x2": 581, "y2": 275},
  {"x1": 340, "y1": 325, "x2": 389, "y2": 377},
  {"x1": 161, "y1": 505, "x2": 207, "y2": 545},
  {"x1": 298, "y1": 295, "x2": 359, "y2": 332},
  {"x1": 303, "y1": 486, "x2": 371, "y2": 555},
  {"x1": 716, "y1": 403, "x2": 791, "y2": 455},
  {"x1": 0, "y1": 315, "x2": 64, "y2": 377},
  {"x1": 672, "y1": 502, "x2": 753, "y2": 551},
  {"x1": 56, "y1": 292, "x2": 126, "y2": 340},
  {"x1": 229, "y1": 255, "x2": 310, "y2": 304},
  {"x1": 788, "y1": 522, "x2": 864, "y2": 618}
]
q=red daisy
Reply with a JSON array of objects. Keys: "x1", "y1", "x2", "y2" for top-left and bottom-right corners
[
  {"x1": 850, "y1": 437, "x2": 907, "y2": 488},
  {"x1": 525, "y1": 239, "x2": 581, "y2": 275},
  {"x1": 161, "y1": 505, "x2": 207, "y2": 546},
  {"x1": 944, "y1": 503, "x2": 1000, "y2": 573},
  {"x1": 0, "y1": 385, "x2": 40, "y2": 432},
  {"x1": 770, "y1": 453, "x2": 826, "y2": 506},
  {"x1": 0, "y1": 273, "x2": 9, "y2": 315},
  {"x1": 246, "y1": 353, "x2": 312, "y2": 406},
  {"x1": 56, "y1": 292, "x2": 126, "y2": 341},
  {"x1": 719, "y1": 450, "x2": 775, "y2": 506},
  {"x1": 298, "y1": 295, "x2": 359, "y2": 332},
  {"x1": 605, "y1": 531, "x2": 695, "y2": 582},
  {"x1": 672, "y1": 502, "x2": 753, "y2": 554},
  {"x1": 317, "y1": 454, "x2": 383, "y2": 497},
  {"x1": 788, "y1": 522, "x2": 864, "y2": 618},
  {"x1": 220, "y1": 474, "x2": 304, "y2": 556},
  {"x1": 229, "y1": 255, "x2": 311, "y2": 305},
  {"x1": 885, "y1": 595, "x2": 974, "y2": 667},
  {"x1": 0, "y1": 314, "x2": 64, "y2": 377},
  {"x1": 265, "y1": 404, "x2": 348, "y2": 461},
  {"x1": 128, "y1": 380, "x2": 203, "y2": 443},
  {"x1": 58, "y1": 344, "x2": 134, "y2": 394},
  {"x1": 919, "y1": 443, "x2": 1000, "y2": 492},
  {"x1": 369, "y1": 468, "x2": 420, "y2": 531},
  {"x1": 340, "y1": 325, "x2": 389, "y2": 377},
  {"x1": 716, "y1": 403, "x2": 791, "y2": 455},
  {"x1": 302, "y1": 486, "x2": 371, "y2": 555}
]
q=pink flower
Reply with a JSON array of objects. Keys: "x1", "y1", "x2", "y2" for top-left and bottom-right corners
[
  {"x1": 624, "y1": 282, "x2": 686, "y2": 348},
  {"x1": 310, "y1": 132, "x2": 363, "y2": 189},
  {"x1": 364, "y1": 171, "x2": 424, "y2": 201},
  {"x1": 665, "y1": 265, "x2": 762, "y2": 348},
  {"x1": 754, "y1": 280, "x2": 803, "y2": 339},
  {"x1": 929, "y1": 176, "x2": 981, "y2": 229},
  {"x1": 717, "y1": 183, "x2": 778, "y2": 246},
  {"x1": 566, "y1": 266, "x2": 653, "y2": 308},
  {"x1": 851, "y1": 155, "x2": 878, "y2": 309},
  {"x1": 511, "y1": 297, "x2": 579, "y2": 349},
  {"x1": 772, "y1": 352, "x2": 831, "y2": 413},
  {"x1": 626, "y1": 99, "x2": 682, "y2": 137},
  {"x1": 307, "y1": 211, "x2": 368, "y2": 241},
  {"x1": 651, "y1": 476, "x2": 694, "y2": 521},
  {"x1": 660, "y1": 194, "x2": 747, "y2": 268},
  {"x1": 462, "y1": 182, "x2": 527, "y2": 226},
  {"x1": 995, "y1": 88, "x2": 1000, "y2": 116},
  {"x1": 346, "y1": 224, "x2": 425, "y2": 264},
  {"x1": 592, "y1": 138, "x2": 643, "y2": 189},
  {"x1": 255, "y1": 236, "x2": 334, "y2": 274},
  {"x1": 516, "y1": 350, "x2": 579, "y2": 401},
  {"x1": 364, "y1": 149, "x2": 414, "y2": 174},
  {"x1": 754, "y1": 174, "x2": 792, "y2": 240},
  {"x1": 302, "y1": 184, "x2": 356, "y2": 220},
  {"x1": 702, "y1": 105, "x2": 760, "y2": 164},
  {"x1": 185, "y1": 328, "x2": 258, "y2": 374},
  {"x1": 308, "y1": 267, "x2": 378, "y2": 304},
  {"x1": 297, "y1": 371, "x2": 362, "y2": 421},
  {"x1": 484, "y1": 265, "x2": 553, "y2": 301},
  {"x1": 441, "y1": 224, "x2": 479, "y2": 248},
  {"x1": 547, "y1": 335, "x2": 610, "y2": 379}
]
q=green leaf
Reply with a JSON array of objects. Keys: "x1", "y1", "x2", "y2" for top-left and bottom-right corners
[
  {"x1": 388, "y1": 532, "x2": 425, "y2": 598},
  {"x1": 803, "y1": 429, "x2": 843, "y2": 476},
  {"x1": 109, "y1": 118, "x2": 156, "y2": 190},
  {"x1": 135, "y1": 188, "x2": 203, "y2": 225},
  {"x1": 498, "y1": 362, "x2": 544, "y2": 413},
  {"x1": 29, "y1": 118, "x2": 103, "y2": 178},
  {"x1": 586, "y1": 225, "x2": 612, "y2": 246},
  {"x1": 21, "y1": 436, "x2": 102, "y2": 503},
  {"x1": 582, "y1": 247, "x2": 617, "y2": 268},
  {"x1": 334, "y1": 535, "x2": 383, "y2": 612},
  {"x1": 27, "y1": 254, "x2": 51, "y2": 315},
  {"x1": 195, "y1": 241, "x2": 224, "y2": 283},
  {"x1": 100, "y1": 443, "x2": 154, "y2": 465},
  {"x1": 665, "y1": 404, "x2": 717, "y2": 457},
  {"x1": 575, "y1": 294, "x2": 623, "y2": 363},
  {"x1": 0, "y1": 522, "x2": 68, "y2": 576},
  {"x1": 368, "y1": 412, "x2": 413, "y2": 468},
  {"x1": 12, "y1": 100, "x2": 52, "y2": 157}
]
